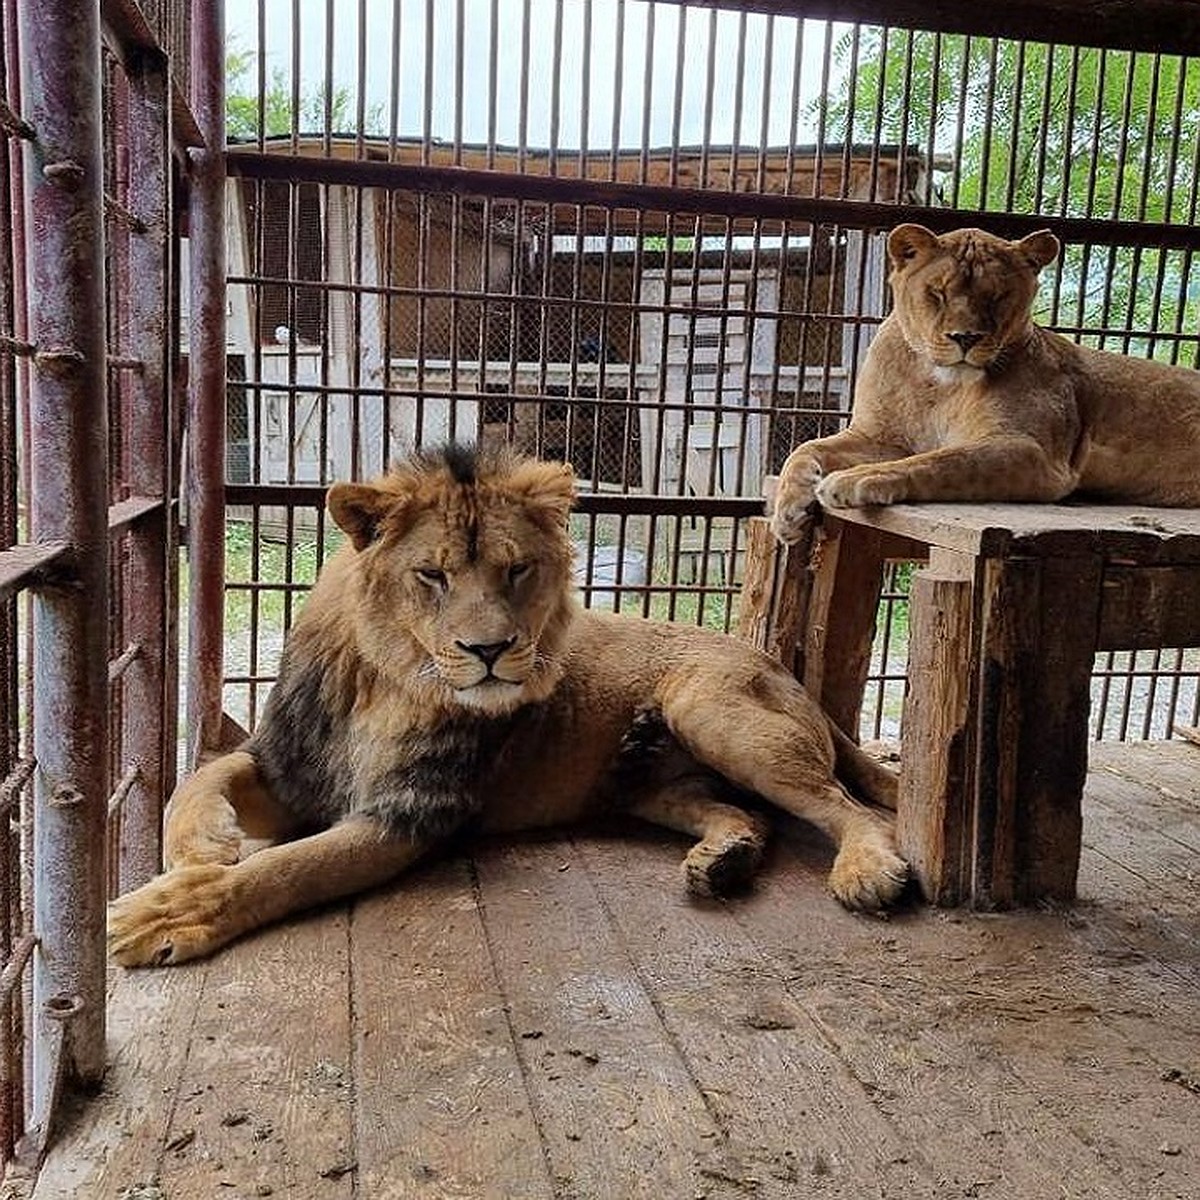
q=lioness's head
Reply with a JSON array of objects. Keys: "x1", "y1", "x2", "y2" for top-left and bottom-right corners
[
  {"x1": 886, "y1": 224, "x2": 1060, "y2": 372},
  {"x1": 326, "y1": 444, "x2": 577, "y2": 716}
]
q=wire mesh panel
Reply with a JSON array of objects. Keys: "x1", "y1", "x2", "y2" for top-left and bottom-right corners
[{"x1": 221, "y1": 0, "x2": 1200, "y2": 742}]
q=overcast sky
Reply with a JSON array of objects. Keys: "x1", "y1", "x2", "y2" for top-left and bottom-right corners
[{"x1": 227, "y1": 0, "x2": 849, "y2": 148}]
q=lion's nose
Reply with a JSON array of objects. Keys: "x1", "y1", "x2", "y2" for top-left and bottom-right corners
[
  {"x1": 947, "y1": 330, "x2": 984, "y2": 352},
  {"x1": 457, "y1": 637, "x2": 516, "y2": 667}
]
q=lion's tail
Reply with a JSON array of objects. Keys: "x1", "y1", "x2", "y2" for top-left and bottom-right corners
[{"x1": 828, "y1": 721, "x2": 898, "y2": 812}]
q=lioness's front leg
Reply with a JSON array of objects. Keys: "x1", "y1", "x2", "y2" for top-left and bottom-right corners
[
  {"x1": 816, "y1": 436, "x2": 1076, "y2": 508},
  {"x1": 108, "y1": 819, "x2": 427, "y2": 966},
  {"x1": 772, "y1": 430, "x2": 906, "y2": 543}
]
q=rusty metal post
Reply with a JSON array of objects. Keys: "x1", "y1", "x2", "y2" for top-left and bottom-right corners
[
  {"x1": 118, "y1": 49, "x2": 172, "y2": 889},
  {"x1": 0, "y1": 0, "x2": 26, "y2": 1161},
  {"x1": 186, "y1": 0, "x2": 227, "y2": 765},
  {"x1": 18, "y1": 0, "x2": 110, "y2": 1115}
]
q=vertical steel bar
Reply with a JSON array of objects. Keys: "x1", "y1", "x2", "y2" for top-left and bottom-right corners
[
  {"x1": 19, "y1": 0, "x2": 109, "y2": 1107},
  {"x1": 118, "y1": 50, "x2": 171, "y2": 891},
  {"x1": 0, "y1": 0, "x2": 25, "y2": 1159},
  {"x1": 186, "y1": 0, "x2": 227, "y2": 765}
]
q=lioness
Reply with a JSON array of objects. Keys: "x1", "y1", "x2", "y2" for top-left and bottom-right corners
[
  {"x1": 109, "y1": 444, "x2": 907, "y2": 966},
  {"x1": 771, "y1": 223, "x2": 1200, "y2": 542}
]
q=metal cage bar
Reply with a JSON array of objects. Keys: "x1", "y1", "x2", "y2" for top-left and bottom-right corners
[{"x1": 19, "y1": 0, "x2": 111, "y2": 1132}]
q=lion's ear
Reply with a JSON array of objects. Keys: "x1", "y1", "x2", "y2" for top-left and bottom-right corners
[
  {"x1": 887, "y1": 223, "x2": 940, "y2": 269},
  {"x1": 1016, "y1": 229, "x2": 1059, "y2": 271},
  {"x1": 507, "y1": 460, "x2": 576, "y2": 527},
  {"x1": 327, "y1": 481, "x2": 398, "y2": 550}
]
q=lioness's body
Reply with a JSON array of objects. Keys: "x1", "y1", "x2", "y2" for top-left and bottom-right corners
[
  {"x1": 772, "y1": 224, "x2": 1200, "y2": 540},
  {"x1": 110, "y1": 446, "x2": 905, "y2": 967}
]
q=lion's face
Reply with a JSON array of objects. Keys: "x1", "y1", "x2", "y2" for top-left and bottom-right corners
[
  {"x1": 886, "y1": 224, "x2": 1060, "y2": 373},
  {"x1": 326, "y1": 446, "x2": 577, "y2": 715}
]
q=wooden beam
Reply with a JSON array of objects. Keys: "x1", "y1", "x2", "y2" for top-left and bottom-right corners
[
  {"x1": 801, "y1": 517, "x2": 889, "y2": 739},
  {"x1": 973, "y1": 554, "x2": 1101, "y2": 906},
  {"x1": 1099, "y1": 563, "x2": 1200, "y2": 650},
  {"x1": 736, "y1": 515, "x2": 813, "y2": 676},
  {"x1": 897, "y1": 552, "x2": 978, "y2": 905}
]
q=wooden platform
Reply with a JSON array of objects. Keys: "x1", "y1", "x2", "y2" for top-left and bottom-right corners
[{"x1": 28, "y1": 742, "x2": 1200, "y2": 1200}]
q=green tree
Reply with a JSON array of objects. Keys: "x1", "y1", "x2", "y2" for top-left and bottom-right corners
[
  {"x1": 226, "y1": 47, "x2": 385, "y2": 140},
  {"x1": 819, "y1": 30, "x2": 1200, "y2": 361}
]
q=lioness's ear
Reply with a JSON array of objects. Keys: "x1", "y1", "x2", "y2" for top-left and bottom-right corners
[
  {"x1": 1016, "y1": 229, "x2": 1060, "y2": 271},
  {"x1": 327, "y1": 481, "x2": 398, "y2": 550},
  {"x1": 507, "y1": 460, "x2": 576, "y2": 527},
  {"x1": 887, "y1": 223, "x2": 940, "y2": 268}
]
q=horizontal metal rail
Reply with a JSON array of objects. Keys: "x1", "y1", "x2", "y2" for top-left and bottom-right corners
[
  {"x1": 107, "y1": 495, "x2": 169, "y2": 538},
  {"x1": 0, "y1": 543, "x2": 71, "y2": 603},
  {"x1": 106, "y1": 764, "x2": 140, "y2": 820},
  {"x1": 224, "y1": 483, "x2": 764, "y2": 519},
  {"x1": 0, "y1": 98, "x2": 34, "y2": 140},
  {"x1": 668, "y1": 0, "x2": 1200, "y2": 58},
  {"x1": 0, "y1": 936, "x2": 37, "y2": 1004},
  {"x1": 102, "y1": 193, "x2": 146, "y2": 235},
  {"x1": 107, "y1": 643, "x2": 141, "y2": 684},
  {"x1": 226, "y1": 149, "x2": 1200, "y2": 250},
  {"x1": 0, "y1": 335, "x2": 35, "y2": 357}
]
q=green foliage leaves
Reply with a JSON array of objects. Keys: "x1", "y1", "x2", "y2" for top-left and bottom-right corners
[
  {"x1": 226, "y1": 47, "x2": 385, "y2": 141},
  {"x1": 821, "y1": 29, "x2": 1200, "y2": 225}
]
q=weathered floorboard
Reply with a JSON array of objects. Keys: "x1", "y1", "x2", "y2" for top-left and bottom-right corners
[
  {"x1": 578, "y1": 830, "x2": 941, "y2": 1198},
  {"x1": 28, "y1": 958, "x2": 208, "y2": 1199},
  {"x1": 350, "y1": 855, "x2": 554, "y2": 1199},
  {"x1": 473, "y1": 835, "x2": 736, "y2": 1200},
  {"x1": 744, "y1": 824, "x2": 1150, "y2": 1199},
  {"x1": 26, "y1": 742, "x2": 1200, "y2": 1200},
  {"x1": 152, "y1": 909, "x2": 356, "y2": 1198}
]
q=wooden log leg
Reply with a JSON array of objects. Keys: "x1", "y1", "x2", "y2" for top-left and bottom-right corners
[
  {"x1": 736, "y1": 514, "x2": 817, "y2": 678},
  {"x1": 973, "y1": 554, "x2": 1101, "y2": 907},
  {"x1": 802, "y1": 517, "x2": 890, "y2": 739},
  {"x1": 897, "y1": 552, "x2": 978, "y2": 905}
]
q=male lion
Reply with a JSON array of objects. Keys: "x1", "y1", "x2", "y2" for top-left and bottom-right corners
[
  {"x1": 771, "y1": 223, "x2": 1200, "y2": 543},
  {"x1": 109, "y1": 444, "x2": 907, "y2": 966}
]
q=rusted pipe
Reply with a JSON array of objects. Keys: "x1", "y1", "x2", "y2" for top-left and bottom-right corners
[
  {"x1": 118, "y1": 49, "x2": 171, "y2": 889},
  {"x1": 18, "y1": 0, "x2": 110, "y2": 1118},
  {"x1": 185, "y1": 0, "x2": 227, "y2": 767}
]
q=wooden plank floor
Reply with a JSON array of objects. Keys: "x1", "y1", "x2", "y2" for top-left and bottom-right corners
[{"x1": 30, "y1": 742, "x2": 1200, "y2": 1200}]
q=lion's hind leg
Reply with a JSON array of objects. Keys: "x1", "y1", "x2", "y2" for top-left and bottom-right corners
[
  {"x1": 164, "y1": 748, "x2": 301, "y2": 868},
  {"x1": 661, "y1": 666, "x2": 908, "y2": 911},
  {"x1": 629, "y1": 779, "x2": 771, "y2": 898}
]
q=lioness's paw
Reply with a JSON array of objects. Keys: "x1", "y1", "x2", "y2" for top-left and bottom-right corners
[
  {"x1": 816, "y1": 467, "x2": 903, "y2": 509},
  {"x1": 770, "y1": 455, "x2": 823, "y2": 544},
  {"x1": 107, "y1": 864, "x2": 237, "y2": 967},
  {"x1": 828, "y1": 838, "x2": 909, "y2": 911}
]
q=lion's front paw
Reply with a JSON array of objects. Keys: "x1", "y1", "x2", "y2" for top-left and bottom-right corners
[
  {"x1": 815, "y1": 467, "x2": 904, "y2": 509},
  {"x1": 108, "y1": 864, "x2": 238, "y2": 967},
  {"x1": 770, "y1": 454, "x2": 823, "y2": 544},
  {"x1": 828, "y1": 835, "x2": 909, "y2": 911}
]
